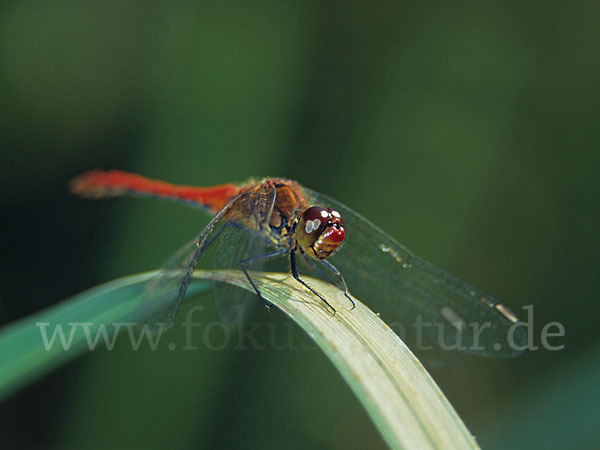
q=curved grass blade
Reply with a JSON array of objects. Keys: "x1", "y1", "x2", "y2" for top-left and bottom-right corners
[
  {"x1": 0, "y1": 270, "x2": 478, "y2": 449},
  {"x1": 0, "y1": 273, "x2": 211, "y2": 401},
  {"x1": 201, "y1": 270, "x2": 479, "y2": 450}
]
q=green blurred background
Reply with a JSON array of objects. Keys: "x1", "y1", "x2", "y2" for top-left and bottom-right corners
[{"x1": 1, "y1": 1, "x2": 599, "y2": 449}]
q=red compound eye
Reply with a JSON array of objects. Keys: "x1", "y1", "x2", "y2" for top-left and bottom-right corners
[{"x1": 297, "y1": 206, "x2": 346, "y2": 259}]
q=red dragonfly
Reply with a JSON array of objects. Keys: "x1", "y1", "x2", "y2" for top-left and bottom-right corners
[{"x1": 71, "y1": 170, "x2": 525, "y2": 358}]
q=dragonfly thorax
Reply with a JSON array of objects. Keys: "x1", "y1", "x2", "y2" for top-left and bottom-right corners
[{"x1": 295, "y1": 206, "x2": 346, "y2": 260}]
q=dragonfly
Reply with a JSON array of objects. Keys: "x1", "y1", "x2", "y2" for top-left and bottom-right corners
[{"x1": 70, "y1": 170, "x2": 526, "y2": 359}]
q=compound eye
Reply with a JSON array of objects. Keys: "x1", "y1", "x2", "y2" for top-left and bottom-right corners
[
  {"x1": 297, "y1": 206, "x2": 346, "y2": 260},
  {"x1": 301, "y1": 206, "x2": 329, "y2": 235}
]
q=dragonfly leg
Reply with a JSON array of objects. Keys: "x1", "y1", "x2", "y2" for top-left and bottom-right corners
[
  {"x1": 290, "y1": 251, "x2": 336, "y2": 315},
  {"x1": 299, "y1": 253, "x2": 355, "y2": 308},
  {"x1": 240, "y1": 248, "x2": 290, "y2": 309},
  {"x1": 319, "y1": 259, "x2": 356, "y2": 310}
]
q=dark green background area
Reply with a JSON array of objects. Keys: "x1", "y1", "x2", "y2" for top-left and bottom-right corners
[{"x1": 1, "y1": 1, "x2": 599, "y2": 449}]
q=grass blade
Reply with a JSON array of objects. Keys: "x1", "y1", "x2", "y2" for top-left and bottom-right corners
[
  {"x1": 0, "y1": 270, "x2": 477, "y2": 449},
  {"x1": 0, "y1": 273, "x2": 211, "y2": 400},
  {"x1": 201, "y1": 270, "x2": 478, "y2": 449}
]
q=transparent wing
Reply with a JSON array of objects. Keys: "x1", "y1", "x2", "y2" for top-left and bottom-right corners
[
  {"x1": 212, "y1": 224, "x2": 268, "y2": 327},
  {"x1": 302, "y1": 187, "x2": 527, "y2": 358},
  {"x1": 132, "y1": 183, "x2": 288, "y2": 334},
  {"x1": 132, "y1": 202, "x2": 233, "y2": 334}
]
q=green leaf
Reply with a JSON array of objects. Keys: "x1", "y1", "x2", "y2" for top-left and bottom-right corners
[
  {"x1": 0, "y1": 270, "x2": 478, "y2": 449},
  {"x1": 0, "y1": 272, "x2": 211, "y2": 401}
]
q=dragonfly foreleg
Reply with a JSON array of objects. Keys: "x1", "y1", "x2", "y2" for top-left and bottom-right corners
[
  {"x1": 290, "y1": 251, "x2": 336, "y2": 315},
  {"x1": 319, "y1": 259, "x2": 356, "y2": 310}
]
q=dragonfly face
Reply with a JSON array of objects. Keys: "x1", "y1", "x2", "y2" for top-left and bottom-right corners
[{"x1": 295, "y1": 206, "x2": 346, "y2": 260}]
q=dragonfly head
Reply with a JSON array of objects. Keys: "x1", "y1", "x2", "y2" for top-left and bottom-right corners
[{"x1": 295, "y1": 206, "x2": 346, "y2": 259}]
